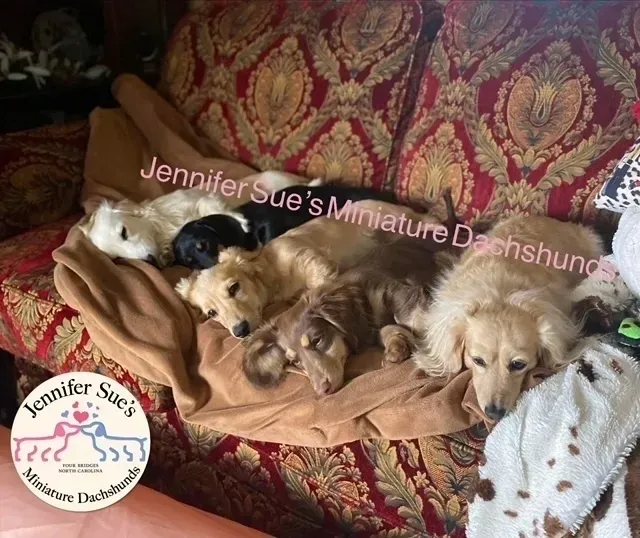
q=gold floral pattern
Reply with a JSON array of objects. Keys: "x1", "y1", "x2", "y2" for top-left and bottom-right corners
[
  {"x1": 406, "y1": 122, "x2": 472, "y2": 213},
  {"x1": 0, "y1": 121, "x2": 88, "y2": 241},
  {"x1": 302, "y1": 121, "x2": 373, "y2": 186},
  {"x1": 396, "y1": 0, "x2": 640, "y2": 229},
  {"x1": 11, "y1": 2, "x2": 639, "y2": 537},
  {"x1": 162, "y1": 0, "x2": 438, "y2": 190},
  {"x1": 247, "y1": 37, "x2": 313, "y2": 140}
]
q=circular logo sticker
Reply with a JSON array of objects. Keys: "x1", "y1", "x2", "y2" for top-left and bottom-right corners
[{"x1": 11, "y1": 372, "x2": 150, "y2": 512}]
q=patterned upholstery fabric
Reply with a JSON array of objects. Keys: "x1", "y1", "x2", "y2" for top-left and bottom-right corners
[
  {"x1": 7, "y1": 1, "x2": 640, "y2": 536},
  {"x1": 0, "y1": 217, "x2": 172, "y2": 413},
  {"x1": 161, "y1": 0, "x2": 442, "y2": 190},
  {"x1": 395, "y1": 0, "x2": 640, "y2": 229},
  {"x1": 1, "y1": 214, "x2": 485, "y2": 536},
  {"x1": 0, "y1": 121, "x2": 89, "y2": 241},
  {"x1": 15, "y1": 357, "x2": 486, "y2": 537}
]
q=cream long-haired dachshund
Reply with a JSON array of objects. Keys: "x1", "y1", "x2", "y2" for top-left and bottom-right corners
[
  {"x1": 79, "y1": 171, "x2": 312, "y2": 267},
  {"x1": 175, "y1": 200, "x2": 444, "y2": 338},
  {"x1": 413, "y1": 215, "x2": 604, "y2": 422}
]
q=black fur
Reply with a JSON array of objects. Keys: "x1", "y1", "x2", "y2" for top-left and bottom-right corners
[{"x1": 172, "y1": 185, "x2": 397, "y2": 269}]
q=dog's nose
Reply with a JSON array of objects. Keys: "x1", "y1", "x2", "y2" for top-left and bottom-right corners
[
  {"x1": 317, "y1": 380, "x2": 333, "y2": 396},
  {"x1": 145, "y1": 254, "x2": 159, "y2": 268},
  {"x1": 484, "y1": 404, "x2": 506, "y2": 422},
  {"x1": 232, "y1": 320, "x2": 250, "y2": 338}
]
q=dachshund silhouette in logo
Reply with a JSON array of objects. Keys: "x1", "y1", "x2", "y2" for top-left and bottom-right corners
[
  {"x1": 80, "y1": 422, "x2": 147, "y2": 462},
  {"x1": 13, "y1": 421, "x2": 148, "y2": 463},
  {"x1": 13, "y1": 422, "x2": 82, "y2": 462}
]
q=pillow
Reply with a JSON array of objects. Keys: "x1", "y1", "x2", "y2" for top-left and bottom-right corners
[{"x1": 594, "y1": 136, "x2": 640, "y2": 213}]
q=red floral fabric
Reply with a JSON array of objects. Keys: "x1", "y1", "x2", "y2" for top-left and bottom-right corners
[
  {"x1": 0, "y1": 217, "x2": 173, "y2": 413},
  {"x1": 15, "y1": 357, "x2": 486, "y2": 537},
  {"x1": 0, "y1": 121, "x2": 89, "y2": 241},
  {"x1": 395, "y1": 0, "x2": 640, "y2": 229},
  {"x1": 161, "y1": 0, "x2": 442, "y2": 190}
]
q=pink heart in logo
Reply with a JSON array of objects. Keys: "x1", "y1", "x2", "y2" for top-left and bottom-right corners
[{"x1": 73, "y1": 411, "x2": 89, "y2": 424}]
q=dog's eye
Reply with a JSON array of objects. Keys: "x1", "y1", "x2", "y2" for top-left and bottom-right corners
[
  {"x1": 310, "y1": 336, "x2": 322, "y2": 348},
  {"x1": 291, "y1": 358, "x2": 301, "y2": 367},
  {"x1": 196, "y1": 240, "x2": 208, "y2": 252},
  {"x1": 207, "y1": 309, "x2": 217, "y2": 319},
  {"x1": 120, "y1": 226, "x2": 128, "y2": 241},
  {"x1": 472, "y1": 357, "x2": 486, "y2": 367},
  {"x1": 509, "y1": 360, "x2": 527, "y2": 372},
  {"x1": 229, "y1": 282, "x2": 240, "y2": 297}
]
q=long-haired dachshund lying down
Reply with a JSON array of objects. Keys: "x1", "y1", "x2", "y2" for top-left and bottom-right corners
[
  {"x1": 172, "y1": 184, "x2": 397, "y2": 269},
  {"x1": 241, "y1": 235, "x2": 457, "y2": 395},
  {"x1": 413, "y1": 215, "x2": 604, "y2": 422},
  {"x1": 79, "y1": 171, "x2": 302, "y2": 268},
  {"x1": 175, "y1": 200, "x2": 446, "y2": 338}
]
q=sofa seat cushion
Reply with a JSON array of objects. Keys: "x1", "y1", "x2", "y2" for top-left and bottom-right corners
[
  {"x1": 0, "y1": 217, "x2": 173, "y2": 413},
  {"x1": 148, "y1": 415, "x2": 486, "y2": 537},
  {"x1": 395, "y1": 0, "x2": 639, "y2": 230},
  {"x1": 161, "y1": 0, "x2": 442, "y2": 190}
]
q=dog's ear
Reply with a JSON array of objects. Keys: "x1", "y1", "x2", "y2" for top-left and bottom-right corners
[
  {"x1": 114, "y1": 199, "x2": 145, "y2": 217},
  {"x1": 536, "y1": 309, "x2": 578, "y2": 370},
  {"x1": 77, "y1": 212, "x2": 96, "y2": 236},
  {"x1": 242, "y1": 326, "x2": 288, "y2": 388},
  {"x1": 418, "y1": 302, "x2": 470, "y2": 376},
  {"x1": 433, "y1": 315, "x2": 468, "y2": 374},
  {"x1": 311, "y1": 285, "x2": 372, "y2": 351},
  {"x1": 509, "y1": 288, "x2": 578, "y2": 370},
  {"x1": 175, "y1": 273, "x2": 198, "y2": 302}
]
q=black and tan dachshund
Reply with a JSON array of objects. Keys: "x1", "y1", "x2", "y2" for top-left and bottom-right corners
[{"x1": 172, "y1": 184, "x2": 398, "y2": 269}]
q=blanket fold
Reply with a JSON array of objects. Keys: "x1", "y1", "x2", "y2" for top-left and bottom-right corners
[{"x1": 53, "y1": 74, "x2": 540, "y2": 446}]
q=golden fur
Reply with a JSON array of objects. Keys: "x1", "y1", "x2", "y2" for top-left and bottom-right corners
[
  {"x1": 175, "y1": 200, "x2": 443, "y2": 338},
  {"x1": 241, "y1": 236, "x2": 457, "y2": 395},
  {"x1": 413, "y1": 215, "x2": 604, "y2": 421}
]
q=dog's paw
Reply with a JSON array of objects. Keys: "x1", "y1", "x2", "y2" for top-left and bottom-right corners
[{"x1": 382, "y1": 335, "x2": 412, "y2": 367}]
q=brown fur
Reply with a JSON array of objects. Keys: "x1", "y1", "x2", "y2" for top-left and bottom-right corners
[
  {"x1": 242, "y1": 190, "x2": 463, "y2": 394},
  {"x1": 242, "y1": 235, "x2": 456, "y2": 395},
  {"x1": 176, "y1": 199, "x2": 445, "y2": 337}
]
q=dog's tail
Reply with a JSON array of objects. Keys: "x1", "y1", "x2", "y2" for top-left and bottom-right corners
[{"x1": 442, "y1": 187, "x2": 458, "y2": 235}]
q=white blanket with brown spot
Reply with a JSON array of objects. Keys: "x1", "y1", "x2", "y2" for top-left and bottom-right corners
[{"x1": 467, "y1": 339, "x2": 640, "y2": 538}]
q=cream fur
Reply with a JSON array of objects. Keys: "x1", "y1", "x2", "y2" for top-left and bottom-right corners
[
  {"x1": 176, "y1": 200, "x2": 442, "y2": 337},
  {"x1": 79, "y1": 171, "x2": 308, "y2": 267},
  {"x1": 413, "y1": 215, "x2": 604, "y2": 418}
]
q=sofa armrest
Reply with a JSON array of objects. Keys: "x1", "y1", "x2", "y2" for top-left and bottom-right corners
[{"x1": 0, "y1": 121, "x2": 89, "y2": 241}]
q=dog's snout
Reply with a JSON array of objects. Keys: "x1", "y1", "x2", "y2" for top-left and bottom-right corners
[
  {"x1": 484, "y1": 404, "x2": 506, "y2": 422},
  {"x1": 317, "y1": 380, "x2": 333, "y2": 396},
  {"x1": 232, "y1": 320, "x2": 250, "y2": 338},
  {"x1": 145, "y1": 254, "x2": 159, "y2": 268}
]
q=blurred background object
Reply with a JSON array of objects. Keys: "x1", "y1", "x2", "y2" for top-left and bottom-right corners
[{"x1": 0, "y1": 0, "x2": 186, "y2": 133}]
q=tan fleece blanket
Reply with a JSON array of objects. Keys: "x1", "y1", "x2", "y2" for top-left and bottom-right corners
[{"x1": 53, "y1": 75, "x2": 543, "y2": 447}]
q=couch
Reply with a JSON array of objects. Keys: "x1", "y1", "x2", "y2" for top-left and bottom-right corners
[{"x1": 1, "y1": 1, "x2": 637, "y2": 536}]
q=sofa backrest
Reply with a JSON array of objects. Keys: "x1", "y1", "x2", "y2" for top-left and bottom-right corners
[
  {"x1": 394, "y1": 0, "x2": 640, "y2": 228},
  {"x1": 160, "y1": 0, "x2": 443, "y2": 191}
]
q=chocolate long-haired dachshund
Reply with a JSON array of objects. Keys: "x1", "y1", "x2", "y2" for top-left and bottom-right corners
[{"x1": 242, "y1": 190, "x2": 463, "y2": 395}]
